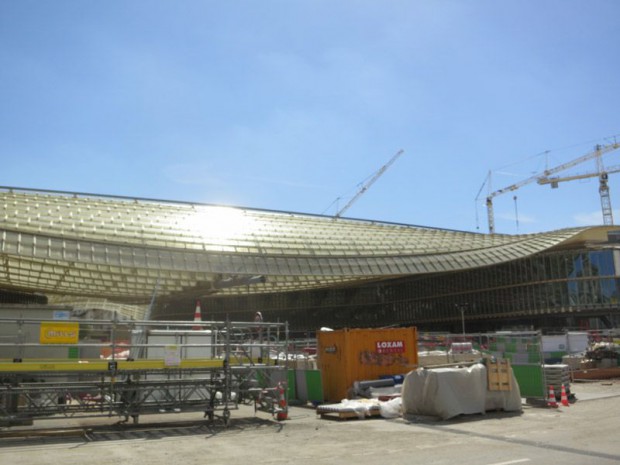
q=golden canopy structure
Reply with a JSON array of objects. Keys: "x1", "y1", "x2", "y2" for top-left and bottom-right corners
[{"x1": 0, "y1": 187, "x2": 614, "y2": 317}]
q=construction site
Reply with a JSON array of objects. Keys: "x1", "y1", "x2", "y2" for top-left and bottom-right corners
[{"x1": 1, "y1": 142, "x2": 620, "y2": 463}]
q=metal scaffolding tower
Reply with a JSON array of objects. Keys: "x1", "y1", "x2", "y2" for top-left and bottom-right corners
[{"x1": 0, "y1": 316, "x2": 289, "y2": 427}]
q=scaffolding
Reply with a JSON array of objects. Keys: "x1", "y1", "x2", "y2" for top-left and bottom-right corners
[{"x1": 0, "y1": 316, "x2": 289, "y2": 427}]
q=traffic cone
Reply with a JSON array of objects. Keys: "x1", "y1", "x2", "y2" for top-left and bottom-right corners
[
  {"x1": 192, "y1": 300, "x2": 203, "y2": 330},
  {"x1": 547, "y1": 385, "x2": 558, "y2": 408},
  {"x1": 560, "y1": 384, "x2": 570, "y2": 407},
  {"x1": 276, "y1": 382, "x2": 288, "y2": 421}
]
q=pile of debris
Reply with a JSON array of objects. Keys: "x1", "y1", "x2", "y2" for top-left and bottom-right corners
[
  {"x1": 316, "y1": 360, "x2": 522, "y2": 421},
  {"x1": 586, "y1": 342, "x2": 620, "y2": 367},
  {"x1": 564, "y1": 341, "x2": 620, "y2": 379}
]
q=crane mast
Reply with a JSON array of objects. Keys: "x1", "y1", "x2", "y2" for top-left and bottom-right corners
[
  {"x1": 596, "y1": 150, "x2": 613, "y2": 226},
  {"x1": 486, "y1": 142, "x2": 620, "y2": 234},
  {"x1": 538, "y1": 163, "x2": 620, "y2": 226},
  {"x1": 335, "y1": 149, "x2": 405, "y2": 218},
  {"x1": 600, "y1": 172, "x2": 613, "y2": 225}
]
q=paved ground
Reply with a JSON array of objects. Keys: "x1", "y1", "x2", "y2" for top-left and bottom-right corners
[{"x1": 2, "y1": 379, "x2": 620, "y2": 465}]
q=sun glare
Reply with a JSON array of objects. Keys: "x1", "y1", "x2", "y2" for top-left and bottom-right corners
[{"x1": 183, "y1": 205, "x2": 255, "y2": 243}]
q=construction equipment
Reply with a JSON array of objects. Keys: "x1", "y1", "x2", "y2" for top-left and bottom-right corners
[
  {"x1": 485, "y1": 142, "x2": 620, "y2": 234},
  {"x1": 0, "y1": 316, "x2": 289, "y2": 427},
  {"x1": 334, "y1": 149, "x2": 404, "y2": 218},
  {"x1": 537, "y1": 163, "x2": 620, "y2": 226}
]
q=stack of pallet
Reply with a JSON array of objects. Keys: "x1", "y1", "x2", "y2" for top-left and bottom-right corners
[{"x1": 543, "y1": 364, "x2": 570, "y2": 395}]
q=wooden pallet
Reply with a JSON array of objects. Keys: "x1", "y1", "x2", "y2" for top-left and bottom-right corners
[{"x1": 487, "y1": 360, "x2": 512, "y2": 391}]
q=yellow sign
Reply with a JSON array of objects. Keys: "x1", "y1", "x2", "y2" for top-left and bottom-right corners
[{"x1": 40, "y1": 321, "x2": 79, "y2": 344}]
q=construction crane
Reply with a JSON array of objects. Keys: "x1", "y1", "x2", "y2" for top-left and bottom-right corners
[
  {"x1": 485, "y1": 141, "x2": 620, "y2": 234},
  {"x1": 334, "y1": 149, "x2": 405, "y2": 218},
  {"x1": 537, "y1": 163, "x2": 620, "y2": 226}
]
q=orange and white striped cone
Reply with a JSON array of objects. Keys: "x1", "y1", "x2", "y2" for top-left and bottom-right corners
[
  {"x1": 192, "y1": 300, "x2": 203, "y2": 330},
  {"x1": 276, "y1": 382, "x2": 288, "y2": 421},
  {"x1": 560, "y1": 384, "x2": 570, "y2": 407},
  {"x1": 547, "y1": 385, "x2": 558, "y2": 408}
]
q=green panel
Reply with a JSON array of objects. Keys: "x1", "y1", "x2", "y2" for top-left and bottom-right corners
[
  {"x1": 68, "y1": 347, "x2": 79, "y2": 359},
  {"x1": 512, "y1": 365, "x2": 545, "y2": 398},
  {"x1": 287, "y1": 369, "x2": 296, "y2": 400},
  {"x1": 256, "y1": 370, "x2": 265, "y2": 387},
  {"x1": 305, "y1": 370, "x2": 323, "y2": 403}
]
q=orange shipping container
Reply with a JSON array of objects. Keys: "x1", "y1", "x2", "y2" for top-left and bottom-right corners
[{"x1": 317, "y1": 327, "x2": 418, "y2": 402}]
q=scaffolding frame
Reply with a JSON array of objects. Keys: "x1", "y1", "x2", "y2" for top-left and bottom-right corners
[{"x1": 0, "y1": 316, "x2": 289, "y2": 427}]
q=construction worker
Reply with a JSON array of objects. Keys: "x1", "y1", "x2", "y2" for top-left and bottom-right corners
[
  {"x1": 254, "y1": 311, "x2": 264, "y2": 339},
  {"x1": 253, "y1": 311, "x2": 264, "y2": 362}
]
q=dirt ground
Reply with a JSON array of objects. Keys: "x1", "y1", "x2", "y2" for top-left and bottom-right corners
[{"x1": 2, "y1": 379, "x2": 620, "y2": 465}]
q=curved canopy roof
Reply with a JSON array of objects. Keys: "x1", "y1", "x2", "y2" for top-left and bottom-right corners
[{"x1": 0, "y1": 187, "x2": 613, "y2": 305}]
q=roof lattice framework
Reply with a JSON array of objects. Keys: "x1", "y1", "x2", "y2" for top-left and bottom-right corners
[{"x1": 0, "y1": 187, "x2": 612, "y2": 306}]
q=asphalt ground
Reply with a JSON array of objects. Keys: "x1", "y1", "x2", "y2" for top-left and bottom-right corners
[{"x1": 2, "y1": 379, "x2": 620, "y2": 465}]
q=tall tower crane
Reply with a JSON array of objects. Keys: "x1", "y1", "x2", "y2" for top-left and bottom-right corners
[
  {"x1": 537, "y1": 162, "x2": 620, "y2": 226},
  {"x1": 334, "y1": 149, "x2": 405, "y2": 218},
  {"x1": 485, "y1": 141, "x2": 620, "y2": 234}
]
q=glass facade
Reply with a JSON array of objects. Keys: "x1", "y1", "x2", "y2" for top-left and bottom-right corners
[
  {"x1": 4, "y1": 188, "x2": 619, "y2": 328},
  {"x1": 185, "y1": 248, "x2": 620, "y2": 334}
]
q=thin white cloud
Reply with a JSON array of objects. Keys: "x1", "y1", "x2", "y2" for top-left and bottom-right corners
[
  {"x1": 573, "y1": 210, "x2": 610, "y2": 226},
  {"x1": 163, "y1": 163, "x2": 226, "y2": 187},
  {"x1": 496, "y1": 211, "x2": 536, "y2": 224}
]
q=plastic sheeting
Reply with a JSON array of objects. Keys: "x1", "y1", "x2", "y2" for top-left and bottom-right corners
[{"x1": 401, "y1": 363, "x2": 522, "y2": 420}]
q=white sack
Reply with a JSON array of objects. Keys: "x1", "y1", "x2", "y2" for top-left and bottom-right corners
[{"x1": 379, "y1": 397, "x2": 402, "y2": 419}]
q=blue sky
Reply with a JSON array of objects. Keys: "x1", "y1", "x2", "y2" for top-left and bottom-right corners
[{"x1": 1, "y1": 1, "x2": 619, "y2": 234}]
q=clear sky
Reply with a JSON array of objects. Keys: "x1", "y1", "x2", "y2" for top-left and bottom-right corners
[{"x1": 1, "y1": 1, "x2": 619, "y2": 235}]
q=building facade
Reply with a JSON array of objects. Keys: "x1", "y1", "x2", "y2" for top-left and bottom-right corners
[
  {"x1": 156, "y1": 246, "x2": 620, "y2": 334},
  {"x1": 1, "y1": 187, "x2": 619, "y2": 334}
]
